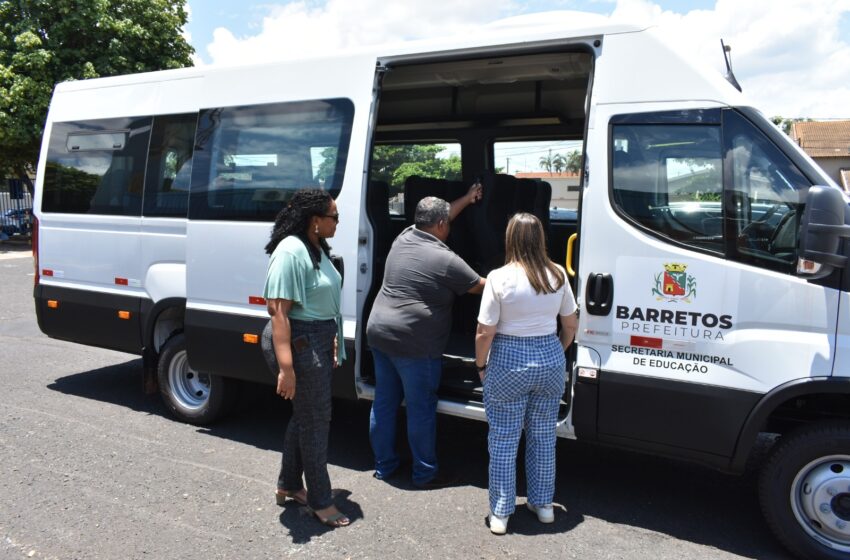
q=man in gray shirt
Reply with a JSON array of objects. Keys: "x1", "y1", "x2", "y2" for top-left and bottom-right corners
[{"x1": 367, "y1": 193, "x2": 485, "y2": 489}]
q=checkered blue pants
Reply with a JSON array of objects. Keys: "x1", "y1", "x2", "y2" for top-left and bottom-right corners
[{"x1": 483, "y1": 333, "x2": 565, "y2": 517}]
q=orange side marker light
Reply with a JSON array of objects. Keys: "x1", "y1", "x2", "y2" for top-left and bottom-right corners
[
  {"x1": 47, "y1": 300, "x2": 59, "y2": 309},
  {"x1": 243, "y1": 333, "x2": 259, "y2": 344}
]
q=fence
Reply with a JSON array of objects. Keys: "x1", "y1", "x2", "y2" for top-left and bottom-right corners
[{"x1": 0, "y1": 179, "x2": 34, "y2": 240}]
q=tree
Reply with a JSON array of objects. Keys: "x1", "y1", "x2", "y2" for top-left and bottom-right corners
[
  {"x1": 391, "y1": 154, "x2": 461, "y2": 187},
  {"x1": 369, "y1": 144, "x2": 461, "y2": 194},
  {"x1": 552, "y1": 153, "x2": 566, "y2": 174},
  {"x1": 565, "y1": 149, "x2": 582, "y2": 174},
  {"x1": 770, "y1": 115, "x2": 811, "y2": 137},
  {"x1": 770, "y1": 116, "x2": 793, "y2": 135},
  {"x1": 538, "y1": 153, "x2": 553, "y2": 174},
  {"x1": 0, "y1": 0, "x2": 194, "y2": 191},
  {"x1": 314, "y1": 147, "x2": 339, "y2": 186}
]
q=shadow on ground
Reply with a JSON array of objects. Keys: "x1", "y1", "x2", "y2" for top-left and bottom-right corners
[
  {"x1": 0, "y1": 238, "x2": 32, "y2": 254},
  {"x1": 278, "y1": 489, "x2": 365, "y2": 544},
  {"x1": 49, "y1": 360, "x2": 789, "y2": 558}
]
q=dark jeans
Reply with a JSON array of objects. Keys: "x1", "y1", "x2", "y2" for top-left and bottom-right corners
[
  {"x1": 262, "y1": 318, "x2": 336, "y2": 511},
  {"x1": 369, "y1": 348, "x2": 442, "y2": 485}
]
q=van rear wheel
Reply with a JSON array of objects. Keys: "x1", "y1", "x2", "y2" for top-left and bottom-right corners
[
  {"x1": 157, "y1": 333, "x2": 234, "y2": 425},
  {"x1": 759, "y1": 422, "x2": 850, "y2": 560}
]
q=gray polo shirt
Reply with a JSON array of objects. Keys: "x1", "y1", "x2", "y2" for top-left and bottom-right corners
[{"x1": 366, "y1": 226, "x2": 480, "y2": 358}]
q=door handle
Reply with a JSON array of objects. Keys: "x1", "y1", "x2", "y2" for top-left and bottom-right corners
[{"x1": 585, "y1": 273, "x2": 613, "y2": 316}]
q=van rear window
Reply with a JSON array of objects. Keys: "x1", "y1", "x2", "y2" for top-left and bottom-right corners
[{"x1": 189, "y1": 99, "x2": 354, "y2": 221}]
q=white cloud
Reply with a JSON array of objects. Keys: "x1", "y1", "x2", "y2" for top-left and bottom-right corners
[
  {"x1": 206, "y1": 0, "x2": 516, "y2": 65},
  {"x1": 607, "y1": 0, "x2": 850, "y2": 118},
  {"x1": 202, "y1": 0, "x2": 850, "y2": 118}
]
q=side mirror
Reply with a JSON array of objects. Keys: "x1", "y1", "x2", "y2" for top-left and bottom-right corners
[{"x1": 798, "y1": 185, "x2": 850, "y2": 278}]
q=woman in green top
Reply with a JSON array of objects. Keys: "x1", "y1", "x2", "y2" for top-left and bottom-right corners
[{"x1": 261, "y1": 188, "x2": 349, "y2": 528}]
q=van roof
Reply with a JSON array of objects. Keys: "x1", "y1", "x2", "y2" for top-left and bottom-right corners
[{"x1": 54, "y1": 16, "x2": 644, "y2": 92}]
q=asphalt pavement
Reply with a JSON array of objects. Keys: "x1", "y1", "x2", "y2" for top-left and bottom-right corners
[{"x1": 0, "y1": 245, "x2": 792, "y2": 559}]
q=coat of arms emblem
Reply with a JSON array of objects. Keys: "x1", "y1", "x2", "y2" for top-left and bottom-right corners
[{"x1": 653, "y1": 263, "x2": 696, "y2": 302}]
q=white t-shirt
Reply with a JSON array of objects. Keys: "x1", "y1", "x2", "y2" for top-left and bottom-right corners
[{"x1": 477, "y1": 263, "x2": 578, "y2": 337}]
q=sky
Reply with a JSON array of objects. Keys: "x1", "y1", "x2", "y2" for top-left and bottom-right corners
[
  {"x1": 181, "y1": 0, "x2": 850, "y2": 173},
  {"x1": 183, "y1": 0, "x2": 850, "y2": 121}
]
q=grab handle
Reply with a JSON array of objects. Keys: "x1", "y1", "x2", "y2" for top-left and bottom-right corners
[{"x1": 566, "y1": 233, "x2": 578, "y2": 277}]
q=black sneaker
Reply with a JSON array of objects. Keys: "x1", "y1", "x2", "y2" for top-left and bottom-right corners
[
  {"x1": 373, "y1": 458, "x2": 410, "y2": 481},
  {"x1": 372, "y1": 470, "x2": 398, "y2": 481},
  {"x1": 413, "y1": 471, "x2": 460, "y2": 490}
]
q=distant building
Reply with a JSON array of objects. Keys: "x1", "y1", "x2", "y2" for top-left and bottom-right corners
[
  {"x1": 515, "y1": 172, "x2": 580, "y2": 209},
  {"x1": 790, "y1": 120, "x2": 850, "y2": 191}
]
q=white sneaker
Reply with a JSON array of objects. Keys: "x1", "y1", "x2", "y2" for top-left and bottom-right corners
[
  {"x1": 489, "y1": 513, "x2": 509, "y2": 534},
  {"x1": 526, "y1": 502, "x2": 555, "y2": 523}
]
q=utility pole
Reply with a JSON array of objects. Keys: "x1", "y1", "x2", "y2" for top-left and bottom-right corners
[{"x1": 506, "y1": 157, "x2": 510, "y2": 174}]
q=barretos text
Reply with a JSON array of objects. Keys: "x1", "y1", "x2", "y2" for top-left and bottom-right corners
[{"x1": 616, "y1": 305, "x2": 734, "y2": 341}]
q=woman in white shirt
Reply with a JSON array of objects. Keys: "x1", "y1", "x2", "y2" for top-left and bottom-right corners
[{"x1": 475, "y1": 212, "x2": 578, "y2": 535}]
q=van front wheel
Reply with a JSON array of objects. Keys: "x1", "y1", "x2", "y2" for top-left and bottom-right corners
[
  {"x1": 157, "y1": 333, "x2": 233, "y2": 425},
  {"x1": 759, "y1": 422, "x2": 850, "y2": 560}
]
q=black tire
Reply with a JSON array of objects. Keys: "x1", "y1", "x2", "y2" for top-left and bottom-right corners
[
  {"x1": 759, "y1": 422, "x2": 850, "y2": 560},
  {"x1": 157, "y1": 333, "x2": 234, "y2": 425}
]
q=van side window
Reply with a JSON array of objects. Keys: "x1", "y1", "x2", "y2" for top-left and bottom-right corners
[
  {"x1": 189, "y1": 99, "x2": 354, "y2": 221},
  {"x1": 493, "y1": 140, "x2": 583, "y2": 218},
  {"x1": 611, "y1": 123, "x2": 724, "y2": 254},
  {"x1": 143, "y1": 114, "x2": 197, "y2": 218},
  {"x1": 43, "y1": 117, "x2": 152, "y2": 215},
  {"x1": 369, "y1": 143, "x2": 461, "y2": 215},
  {"x1": 723, "y1": 110, "x2": 809, "y2": 273},
  {"x1": 611, "y1": 110, "x2": 811, "y2": 274}
]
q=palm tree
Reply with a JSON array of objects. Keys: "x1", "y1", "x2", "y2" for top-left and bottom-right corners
[
  {"x1": 538, "y1": 154, "x2": 553, "y2": 174},
  {"x1": 552, "y1": 153, "x2": 566, "y2": 174},
  {"x1": 565, "y1": 150, "x2": 582, "y2": 174}
]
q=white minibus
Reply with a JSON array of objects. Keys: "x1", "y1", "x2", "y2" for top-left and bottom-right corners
[{"x1": 32, "y1": 23, "x2": 850, "y2": 559}]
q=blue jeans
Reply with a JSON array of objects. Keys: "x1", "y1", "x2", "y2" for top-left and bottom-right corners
[{"x1": 369, "y1": 349, "x2": 442, "y2": 485}]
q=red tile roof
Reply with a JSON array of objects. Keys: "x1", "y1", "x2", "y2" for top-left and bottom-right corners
[
  {"x1": 791, "y1": 120, "x2": 850, "y2": 158},
  {"x1": 514, "y1": 172, "x2": 579, "y2": 178}
]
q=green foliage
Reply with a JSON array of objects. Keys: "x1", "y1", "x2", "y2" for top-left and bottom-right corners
[
  {"x1": 42, "y1": 161, "x2": 101, "y2": 212},
  {"x1": 314, "y1": 147, "x2": 338, "y2": 185},
  {"x1": 538, "y1": 149, "x2": 581, "y2": 174},
  {"x1": 552, "y1": 153, "x2": 565, "y2": 173},
  {"x1": 770, "y1": 115, "x2": 811, "y2": 136},
  {"x1": 370, "y1": 144, "x2": 461, "y2": 194},
  {"x1": 692, "y1": 190, "x2": 722, "y2": 202},
  {"x1": 0, "y1": 0, "x2": 194, "y2": 184},
  {"x1": 669, "y1": 159, "x2": 722, "y2": 202},
  {"x1": 564, "y1": 149, "x2": 582, "y2": 174},
  {"x1": 538, "y1": 153, "x2": 553, "y2": 173}
]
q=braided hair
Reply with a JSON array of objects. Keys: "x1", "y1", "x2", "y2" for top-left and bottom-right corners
[{"x1": 265, "y1": 188, "x2": 333, "y2": 269}]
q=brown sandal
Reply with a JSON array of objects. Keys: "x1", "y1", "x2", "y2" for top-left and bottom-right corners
[
  {"x1": 314, "y1": 510, "x2": 350, "y2": 528},
  {"x1": 275, "y1": 488, "x2": 308, "y2": 507}
]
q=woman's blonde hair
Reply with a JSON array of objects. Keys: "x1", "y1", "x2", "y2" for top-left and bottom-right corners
[{"x1": 504, "y1": 212, "x2": 565, "y2": 294}]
